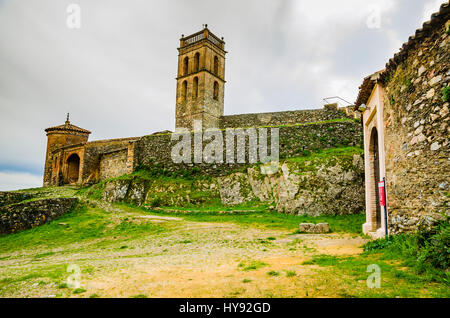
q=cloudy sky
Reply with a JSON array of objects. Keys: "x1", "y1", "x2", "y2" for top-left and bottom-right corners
[{"x1": 0, "y1": 0, "x2": 445, "y2": 190}]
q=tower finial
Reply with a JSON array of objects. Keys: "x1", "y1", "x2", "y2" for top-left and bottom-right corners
[{"x1": 66, "y1": 113, "x2": 70, "y2": 124}]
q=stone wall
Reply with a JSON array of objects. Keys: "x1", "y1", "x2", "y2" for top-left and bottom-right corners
[
  {"x1": 133, "y1": 119, "x2": 362, "y2": 177},
  {"x1": 382, "y1": 18, "x2": 449, "y2": 233},
  {"x1": 0, "y1": 192, "x2": 33, "y2": 207},
  {"x1": 99, "y1": 148, "x2": 128, "y2": 180},
  {"x1": 0, "y1": 197, "x2": 78, "y2": 234},
  {"x1": 81, "y1": 137, "x2": 138, "y2": 184},
  {"x1": 99, "y1": 148, "x2": 364, "y2": 215},
  {"x1": 219, "y1": 105, "x2": 351, "y2": 129}
]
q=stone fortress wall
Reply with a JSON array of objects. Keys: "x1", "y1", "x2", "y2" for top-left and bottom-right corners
[
  {"x1": 133, "y1": 105, "x2": 361, "y2": 177},
  {"x1": 381, "y1": 13, "x2": 449, "y2": 233}
]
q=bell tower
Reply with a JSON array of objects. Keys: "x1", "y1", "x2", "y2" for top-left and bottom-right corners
[{"x1": 175, "y1": 25, "x2": 226, "y2": 130}]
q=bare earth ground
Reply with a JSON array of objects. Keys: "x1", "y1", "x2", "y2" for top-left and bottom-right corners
[{"x1": 0, "y1": 202, "x2": 370, "y2": 298}]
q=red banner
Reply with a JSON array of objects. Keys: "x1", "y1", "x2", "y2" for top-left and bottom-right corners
[{"x1": 378, "y1": 181, "x2": 385, "y2": 207}]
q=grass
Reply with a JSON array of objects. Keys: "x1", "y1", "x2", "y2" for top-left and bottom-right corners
[
  {"x1": 286, "y1": 146, "x2": 363, "y2": 175},
  {"x1": 363, "y1": 222, "x2": 449, "y2": 284},
  {"x1": 238, "y1": 260, "x2": 268, "y2": 271},
  {"x1": 0, "y1": 264, "x2": 68, "y2": 286},
  {"x1": 139, "y1": 205, "x2": 365, "y2": 234},
  {"x1": 287, "y1": 146, "x2": 363, "y2": 163},
  {"x1": 72, "y1": 288, "x2": 86, "y2": 294},
  {"x1": 300, "y1": 253, "x2": 450, "y2": 298},
  {"x1": 131, "y1": 294, "x2": 148, "y2": 298},
  {"x1": 149, "y1": 199, "x2": 269, "y2": 213},
  {"x1": 285, "y1": 270, "x2": 297, "y2": 277},
  {"x1": 299, "y1": 221, "x2": 450, "y2": 298},
  {"x1": 0, "y1": 204, "x2": 171, "y2": 253}
]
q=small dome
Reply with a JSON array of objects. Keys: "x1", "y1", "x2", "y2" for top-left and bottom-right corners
[{"x1": 45, "y1": 114, "x2": 91, "y2": 135}]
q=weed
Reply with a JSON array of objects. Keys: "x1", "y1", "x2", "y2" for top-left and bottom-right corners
[
  {"x1": 285, "y1": 270, "x2": 297, "y2": 277},
  {"x1": 442, "y1": 85, "x2": 450, "y2": 102},
  {"x1": 131, "y1": 294, "x2": 148, "y2": 298},
  {"x1": 239, "y1": 261, "x2": 268, "y2": 271},
  {"x1": 73, "y1": 288, "x2": 86, "y2": 294}
]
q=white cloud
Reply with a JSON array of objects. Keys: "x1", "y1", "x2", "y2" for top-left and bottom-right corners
[
  {"x1": 0, "y1": 0, "x2": 436, "y2": 178},
  {"x1": 0, "y1": 171, "x2": 42, "y2": 191},
  {"x1": 421, "y1": 0, "x2": 444, "y2": 24}
]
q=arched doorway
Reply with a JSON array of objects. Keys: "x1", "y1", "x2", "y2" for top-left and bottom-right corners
[
  {"x1": 66, "y1": 154, "x2": 80, "y2": 184},
  {"x1": 369, "y1": 127, "x2": 382, "y2": 230}
]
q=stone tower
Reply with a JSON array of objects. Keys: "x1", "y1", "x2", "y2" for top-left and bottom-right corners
[
  {"x1": 175, "y1": 25, "x2": 226, "y2": 130},
  {"x1": 43, "y1": 114, "x2": 91, "y2": 186}
]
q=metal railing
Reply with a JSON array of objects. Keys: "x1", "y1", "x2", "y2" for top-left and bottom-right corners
[{"x1": 184, "y1": 32, "x2": 204, "y2": 46}]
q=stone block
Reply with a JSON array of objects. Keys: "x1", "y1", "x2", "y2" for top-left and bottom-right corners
[{"x1": 299, "y1": 222, "x2": 330, "y2": 233}]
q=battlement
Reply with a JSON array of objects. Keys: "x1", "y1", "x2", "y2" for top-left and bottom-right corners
[{"x1": 220, "y1": 104, "x2": 353, "y2": 129}]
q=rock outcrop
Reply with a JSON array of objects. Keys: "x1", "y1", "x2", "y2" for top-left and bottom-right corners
[{"x1": 97, "y1": 149, "x2": 365, "y2": 216}]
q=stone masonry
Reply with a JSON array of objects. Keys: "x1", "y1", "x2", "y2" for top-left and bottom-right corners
[
  {"x1": 0, "y1": 196, "x2": 78, "y2": 234},
  {"x1": 356, "y1": 3, "x2": 449, "y2": 235}
]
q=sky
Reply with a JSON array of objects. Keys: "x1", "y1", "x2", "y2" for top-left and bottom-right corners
[{"x1": 0, "y1": 0, "x2": 445, "y2": 190}]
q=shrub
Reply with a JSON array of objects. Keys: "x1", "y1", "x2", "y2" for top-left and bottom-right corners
[
  {"x1": 416, "y1": 222, "x2": 450, "y2": 270},
  {"x1": 302, "y1": 150, "x2": 311, "y2": 156},
  {"x1": 149, "y1": 197, "x2": 162, "y2": 208},
  {"x1": 442, "y1": 85, "x2": 450, "y2": 102},
  {"x1": 364, "y1": 219, "x2": 449, "y2": 282}
]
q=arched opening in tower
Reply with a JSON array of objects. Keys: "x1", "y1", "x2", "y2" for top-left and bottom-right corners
[
  {"x1": 182, "y1": 80, "x2": 188, "y2": 102},
  {"x1": 369, "y1": 127, "x2": 381, "y2": 230},
  {"x1": 183, "y1": 57, "x2": 189, "y2": 76},
  {"x1": 213, "y1": 56, "x2": 219, "y2": 75},
  {"x1": 194, "y1": 53, "x2": 200, "y2": 72},
  {"x1": 193, "y1": 77, "x2": 198, "y2": 99},
  {"x1": 66, "y1": 154, "x2": 80, "y2": 184}
]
